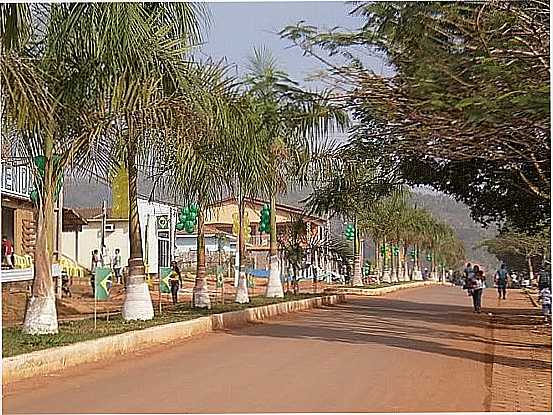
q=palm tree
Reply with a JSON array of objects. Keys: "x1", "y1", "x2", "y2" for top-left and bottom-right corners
[
  {"x1": 1, "y1": 3, "x2": 212, "y2": 331},
  {"x1": 279, "y1": 215, "x2": 308, "y2": 294},
  {"x1": 243, "y1": 47, "x2": 347, "y2": 297},
  {"x1": 306, "y1": 154, "x2": 395, "y2": 286},
  {"x1": 152, "y1": 68, "x2": 257, "y2": 308}
]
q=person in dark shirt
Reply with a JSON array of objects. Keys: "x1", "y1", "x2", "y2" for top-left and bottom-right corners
[{"x1": 495, "y1": 264, "x2": 509, "y2": 300}]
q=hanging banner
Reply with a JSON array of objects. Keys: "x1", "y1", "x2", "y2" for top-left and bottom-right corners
[
  {"x1": 159, "y1": 266, "x2": 172, "y2": 293},
  {"x1": 95, "y1": 267, "x2": 112, "y2": 300},
  {"x1": 111, "y1": 166, "x2": 129, "y2": 219}
]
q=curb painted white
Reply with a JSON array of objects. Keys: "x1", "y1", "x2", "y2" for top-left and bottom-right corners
[
  {"x1": 3, "y1": 294, "x2": 345, "y2": 384},
  {"x1": 326, "y1": 280, "x2": 451, "y2": 296}
]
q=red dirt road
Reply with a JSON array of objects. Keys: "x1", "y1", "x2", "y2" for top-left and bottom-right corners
[{"x1": 3, "y1": 286, "x2": 505, "y2": 413}]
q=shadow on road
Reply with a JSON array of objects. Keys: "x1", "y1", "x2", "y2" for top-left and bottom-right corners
[{"x1": 229, "y1": 294, "x2": 551, "y2": 371}]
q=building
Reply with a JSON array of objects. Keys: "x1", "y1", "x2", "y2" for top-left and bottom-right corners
[
  {"x1": 206, "y1": 196, "x2": 327, "y2": 271},
  {"x1": 1, "y1": 158, "x2": 87, "y2": 288},
  {"x1": 67, "y1": 196, "x2": 329, "y2": 278},
  {"x1": 68, "y1": 198, "x2": 176, "y2": 274},
  {"x1": 1, "y1": 159, "x2": 39, "y2": 257}
]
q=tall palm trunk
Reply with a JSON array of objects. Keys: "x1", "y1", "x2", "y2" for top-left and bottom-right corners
[
  {"x1": 122, "y1": 142, "x2": 154, "y2": 320},
  {"x1": 23, "y1": 149, "x2": 58, "y2": 334},
  {"x1": 235, "y1": 195, "x2": 249, "y2": 303},
  {"x1": 527, "y1": 255, "x2": 535, "y2": 282},
  {"x1": 373, "y1": 238, "x2": 380, "y2": 284},
  {"x1": 193, "y1": 206, "x2": 211, "y2": 308},
  {"x1": 382, "y1": 237, "x2": 391, "y2": 283},
  {"x1": 402, "y1": 244, "x2": 409, "y2": 281},
  {"x1": 352, "y1": 219, "x2": 363, "y2": 286},
  {"x1": 390, "y1": 241, "x2": 399, "y2": 283},
  {"x1": 266, "y1": 190, "x2": 283, "y2": 297},
  {"x1": 412, "y1": 244, "x2": 423, "y2": 280}
]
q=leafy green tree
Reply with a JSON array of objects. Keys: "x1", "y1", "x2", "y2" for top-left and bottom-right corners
[
  {"x1": 281, "y1": 0, "x2": 550, "y2": 231},
  {"x1": 479, "y1": 227, "x2": 550, "y2": 280}
]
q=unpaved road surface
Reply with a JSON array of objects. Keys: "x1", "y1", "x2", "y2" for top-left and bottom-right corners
[{"x1": 4, "y1": 286, "x2": 501, "y2": 413}]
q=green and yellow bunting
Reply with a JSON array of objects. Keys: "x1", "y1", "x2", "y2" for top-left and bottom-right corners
[
  {"x1": 159, "y1": 267, "x2": 172, "y2": 293},
  {"x1": 95, "y1": 267, "x2": 112, "y2": 300}
]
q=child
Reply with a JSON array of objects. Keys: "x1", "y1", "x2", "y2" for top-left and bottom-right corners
[{"x1": 539, "y1": 285, "x2": 551, "y2": 325}]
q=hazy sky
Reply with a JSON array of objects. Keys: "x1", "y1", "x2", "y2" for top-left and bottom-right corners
[{"x1": 199, "y1": 1, "x2": 391, "y2": 85}]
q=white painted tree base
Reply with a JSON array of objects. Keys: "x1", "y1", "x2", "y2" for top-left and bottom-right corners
[
  {"x1": 122, "y1": 280, "x2": 154, "y2": 321},
  {"x1": 352, "y1": 257, "x2": 363, "y2": 286},
  {"x1": 412, "y1": 269, "x2": 423, "y2": 281},
  {"x1": 381, "y1": 269, "x2": 392, "y2": 284},
  {"x1": 235, "y1": 272, "x2": 249, "y2": 303},
  {"x1": 22, "y1": 295, "x2": 59, "y2": 335},
  {"x1": 193, "y1": 285, "x2": 211, "y2": 308},
  {"x1": 266, "y1": 256, "x2": 284, "y2": 298}
]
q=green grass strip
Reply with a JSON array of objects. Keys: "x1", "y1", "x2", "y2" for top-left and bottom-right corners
[{"x1": 3, "y1": 294, "x2": 317, "y2": 358}]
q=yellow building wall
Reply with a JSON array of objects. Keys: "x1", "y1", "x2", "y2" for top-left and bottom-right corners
[{"x1": 206, "y1": 202, "x2": 295, "y2": 226}]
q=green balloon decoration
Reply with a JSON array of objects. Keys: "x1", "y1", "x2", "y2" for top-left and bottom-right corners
[
  {"x1": 344, "y1": 223, "x2": 355, "y2": 241},
  {"x1": 258, "y1": 204, "x2": 271, "y2": 233},
  {"x1": 176, "y1": 204, "x2": 198, "y2": 234}
]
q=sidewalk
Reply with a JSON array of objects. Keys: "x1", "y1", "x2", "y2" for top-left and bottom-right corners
[{"x1": 487, "y1": 289, "x2": 551, "y2": 412}]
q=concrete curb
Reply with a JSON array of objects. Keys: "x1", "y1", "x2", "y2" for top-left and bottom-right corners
[
  {"x1": 2, "y1": 294, "x2": 345, "y2": 385},
  {"x1": 324, "y1": 280, "x2": 450, "y2": 296}
]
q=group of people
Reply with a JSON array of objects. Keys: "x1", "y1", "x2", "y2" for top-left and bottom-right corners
[
  {"x1": 90, "y1": 248, "x2": 123, "y2": 295},
  {"x1": 462, "y1": 262, "x2": 551, "y2": 324},
  {"x1": 89, "y1": 249, "x2": 184, "y2": 306}
]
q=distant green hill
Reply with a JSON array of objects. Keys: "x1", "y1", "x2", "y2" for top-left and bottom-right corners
[{"x1": 411, "y1": 190, "x2": 498, "y2": 272}]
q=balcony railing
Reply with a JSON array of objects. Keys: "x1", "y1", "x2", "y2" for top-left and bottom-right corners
[{"x1": 250, "y1": 234, "x2": 270, "y2": 247}]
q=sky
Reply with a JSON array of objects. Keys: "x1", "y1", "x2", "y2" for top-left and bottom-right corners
[{"x1": 198, "y1": 1, "x2": 392, "y2": 86}]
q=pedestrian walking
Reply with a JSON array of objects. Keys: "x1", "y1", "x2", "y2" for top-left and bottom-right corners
[
  {"x1": 539, "y1": 284, "x2": 551, "y2": 325},
  {"x1": 465, "y1": 265, "x2": 484, "y2": 312},
  {"x1": 538, "y1": 266, "x2": 550, "y2": 291},
  {"x1": 90, "y1": 249, "x2": 102, "y2": 296},
  {"x1": 168, "y1": 261, "x2": 182, "y2": 305},
  {"x1": 112, "y1": 248, "x2": 123, "y2": 284},
  {"x1": 471, "y1": 269, "x2": 485, "y2": 313},
  {"x1": 495, "y1": 264, "x2": 508, "y2": 300}
]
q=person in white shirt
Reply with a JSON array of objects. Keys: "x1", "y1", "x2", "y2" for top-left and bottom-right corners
[
  {"x1": 539, "y1": 285, "x2": 551, "y2": 324},
  {"x1": 469, "y1": 266, "x2": 485, "y2": 313},
  {"x1": 112, "y1": 248, "x2": 123, "y2": 284}
]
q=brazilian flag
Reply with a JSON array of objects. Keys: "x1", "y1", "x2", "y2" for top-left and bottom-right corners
[
  {"x1": 216, "y1": 266, "x2": 225, "y2": 288},
  {"x1": 247, "y1": 274, "x2": 255, "y2": 288},
  {"x1": 95, "y1": 267, "x2": 112, "y2": 300},
  {"x1": 159, "y1": 267, "x2": 172, "y2": 293}
]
